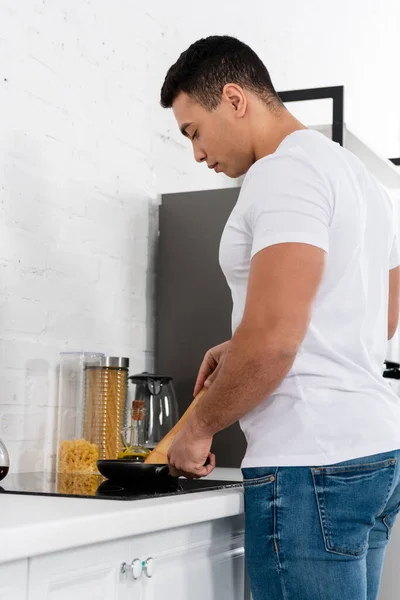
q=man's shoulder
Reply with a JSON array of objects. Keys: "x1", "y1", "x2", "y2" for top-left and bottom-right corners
[{"x1": 242, "y1": 144, "x2": 325, "y2": 191}]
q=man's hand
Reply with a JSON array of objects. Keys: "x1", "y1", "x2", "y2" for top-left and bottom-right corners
[
  {"x1": 193, "y1": 340, "x2": 231, "y2": 396},
  {"x1": 168, "y1": 424, "x2": 216, "y2": 479}
]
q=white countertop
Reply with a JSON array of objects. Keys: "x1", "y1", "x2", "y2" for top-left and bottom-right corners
[{"x1": 0, "y1": 468, "x2": 243, "y2": 565}]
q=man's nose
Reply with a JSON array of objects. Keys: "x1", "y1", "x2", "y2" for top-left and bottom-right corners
[{"x1": 193, "y1": 144, "x2": 206, "y2": 164}]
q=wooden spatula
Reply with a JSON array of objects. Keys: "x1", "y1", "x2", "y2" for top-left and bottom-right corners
[{"x1": 144, "y1": 387, "x2": 207, "y2": 464}]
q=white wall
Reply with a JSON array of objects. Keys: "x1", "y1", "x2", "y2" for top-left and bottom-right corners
[{"x1": 0, "y1": 0, "x2": 399, "y2": 472}]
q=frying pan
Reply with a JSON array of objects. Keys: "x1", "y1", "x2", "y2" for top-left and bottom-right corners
[{"x1": 97, "y1": 387, "x2": 209, "y2": 486}]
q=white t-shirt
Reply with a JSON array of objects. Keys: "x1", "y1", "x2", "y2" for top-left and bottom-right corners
[{"x1": 219, "y1": 129, "x2": 400, "y2": 467}]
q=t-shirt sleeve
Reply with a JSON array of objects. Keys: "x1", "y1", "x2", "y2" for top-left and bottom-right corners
[
  {"x1": 389, "y1": 232, "x2": 400, "y2": 270},
  {"x1": 243, "y1": 152, "x2": 333, "y2": 260}
]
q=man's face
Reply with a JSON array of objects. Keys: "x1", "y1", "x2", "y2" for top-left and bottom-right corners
[{"x1": 172, "y1": 91, "x2": 254, "y2": 178}]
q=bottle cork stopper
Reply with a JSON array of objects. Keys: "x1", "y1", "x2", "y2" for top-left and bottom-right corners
[{"x1": 132, "y1": 400, "x2": 145, "y2": 421}]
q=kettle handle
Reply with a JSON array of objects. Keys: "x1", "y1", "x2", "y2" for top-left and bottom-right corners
[{"x1": 147, "y1": 379, "x2": 162, "y2": 395}]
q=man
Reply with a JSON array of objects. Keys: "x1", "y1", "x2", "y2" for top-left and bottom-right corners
[{"x1": 160, "y1": 35, "x2": 400, "y2": 599}]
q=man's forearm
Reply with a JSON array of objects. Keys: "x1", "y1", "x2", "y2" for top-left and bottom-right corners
[{"x1": 187, "y1": 327, "x2": 297, "y2": 438}]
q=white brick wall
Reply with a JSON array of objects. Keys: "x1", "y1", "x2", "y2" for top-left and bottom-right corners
[{"x1": 0, "y1": 0, "x2": 399, "y2": 472}]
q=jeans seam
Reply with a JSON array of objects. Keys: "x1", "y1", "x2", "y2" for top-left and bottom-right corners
[
  {"x1": 379, "y1": 458, "x2": 400, "y2": 540},
  {"x1": 383, "y1": 515, "x2": 391, "y2": 540},
  {"x1": 273, "y1": 468, "x2": 278, "y2": 554},
  {"x1": 382, "y1": 504, "x2": 400, "y2": 539},
  {"x1": 312, "y1": 468, "x2": 329, "y2": 553},
  {"x1": 376, "y1": 458, "x2": 398, "y2": 517},
  {"x1": 313, "y1": 458, "x2": 397, "y2": 475},
  {"x1": 274, "y1": 468, "x2": 289, "y2": 600}
]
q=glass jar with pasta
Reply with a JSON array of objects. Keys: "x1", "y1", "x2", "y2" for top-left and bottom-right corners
[
  {"x1": 57, "y1": 352, "x2": 104, "y2": 474},
  {"x1": 98, "y1": 357, "x2": 130, "y2": 461}
]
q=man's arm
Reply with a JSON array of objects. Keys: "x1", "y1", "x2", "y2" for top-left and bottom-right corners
[
  {"x1": 187, "y1": 242, "x2": 326, "y2": 438},
  {"x1": 389, "y1": 266, "x2": 400, "y2": 340}
]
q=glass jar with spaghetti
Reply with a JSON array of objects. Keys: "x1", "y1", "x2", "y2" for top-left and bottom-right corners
[{"x1": 98, "y1": 357, "x2": 130, "y2": 461}]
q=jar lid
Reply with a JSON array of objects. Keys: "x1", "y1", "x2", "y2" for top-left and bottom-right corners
[{"x1": 104, "y1": 357, "x2": 130, "y2": 369}]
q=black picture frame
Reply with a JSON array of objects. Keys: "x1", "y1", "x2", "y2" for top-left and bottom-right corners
[{"x1": 277, "y1": 85, "x2": 344, "y2": 146}]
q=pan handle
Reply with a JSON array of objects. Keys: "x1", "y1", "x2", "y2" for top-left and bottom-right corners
[{"x1": 155, "y1": 465, "x2": 171, "y2": 476}]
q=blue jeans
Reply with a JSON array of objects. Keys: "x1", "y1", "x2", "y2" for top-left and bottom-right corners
[{"x1": 243, "y1": 450, "x2": 400, "y2": 600}]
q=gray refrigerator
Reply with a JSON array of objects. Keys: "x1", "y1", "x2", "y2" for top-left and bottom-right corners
[{"x1": 156, "y1": 187, "x2": 247, "y2": 467}]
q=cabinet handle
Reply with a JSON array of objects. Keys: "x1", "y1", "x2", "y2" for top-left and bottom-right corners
[
  {"x1": 120, "y1": 559, "x2": 143, "y2": 580},
  {"x1": 144, "y1": 557, "x2": 155, "y2": 578}
]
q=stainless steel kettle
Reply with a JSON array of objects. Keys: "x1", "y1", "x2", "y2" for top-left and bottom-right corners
[{"x1": 127, "y1": 373, "x2": 180, "y2": 449}]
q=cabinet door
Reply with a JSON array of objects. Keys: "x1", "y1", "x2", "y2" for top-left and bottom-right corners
[
  {"x1": 0, "y1": 560, "x2": 28, "y2": 600},
  {"x1": 28, "y1": 539, "x2": 134, "y2": 600},
  {"x1": 139, "y1": 526, "x2": 246, "y2": 600}
]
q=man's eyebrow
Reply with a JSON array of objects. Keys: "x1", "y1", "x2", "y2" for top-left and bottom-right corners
[{"x1": 180, "y1": 122, "x2": 191, "y2": 137}]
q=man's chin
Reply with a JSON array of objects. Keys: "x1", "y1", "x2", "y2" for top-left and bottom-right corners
[
  {"x1": 224, "y1": 167, "x2": 248, "y2": 179},
  {"x1": 218, "y1": 165, "x2": 234, "y2": 178}
]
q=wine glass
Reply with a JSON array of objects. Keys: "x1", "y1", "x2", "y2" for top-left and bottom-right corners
[{"x1": 0, "y1": 437, "x2": 10, "y2": 481}]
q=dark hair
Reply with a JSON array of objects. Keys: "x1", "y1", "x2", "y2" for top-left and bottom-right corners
[{"x1": 160, "y1": 35, "x2": 282, "y2": 111}]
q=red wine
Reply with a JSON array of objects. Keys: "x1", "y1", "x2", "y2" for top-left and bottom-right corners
[{"x1": 0, "y1": 466, "x2": 9, "y2": 481}]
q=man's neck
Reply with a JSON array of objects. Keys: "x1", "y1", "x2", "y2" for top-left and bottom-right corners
[{"x1": 252, "y1": 109, "x2": 307, "y2": 162}]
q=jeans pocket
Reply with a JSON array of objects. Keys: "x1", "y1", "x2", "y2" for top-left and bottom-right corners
[
  {"x1": 312, "y1": 458, "x2": 397, "y2": 557},
  {"x1": 242, "y1": 467, "x2": 277, "y2": 487}
]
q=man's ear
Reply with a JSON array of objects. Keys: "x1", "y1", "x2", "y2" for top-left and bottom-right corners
[{"x1": 222, "y1": 83, "x2": 247, "y2": 117}]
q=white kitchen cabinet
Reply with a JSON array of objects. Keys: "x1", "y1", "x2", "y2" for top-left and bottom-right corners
[
  {"x1": 136, "y1": 517, "x2": 247, "y2": 600},
  {"x1": 28, "y1": 539, "x2": 132, "y2": 600},
  {"x1": 27, "y1": 516, "x2": 248, "y2": 600},
  {"x1": 0, "y1": 560, "x2": 28, "y2": 600},
  {"x1": 141, "y1": 535, "x2": 245, "y2": 600}
]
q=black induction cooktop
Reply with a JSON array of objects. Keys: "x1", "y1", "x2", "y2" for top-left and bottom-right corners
[{"x1": 0, "y1": 472, "x2": 242, "y2": 501}]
